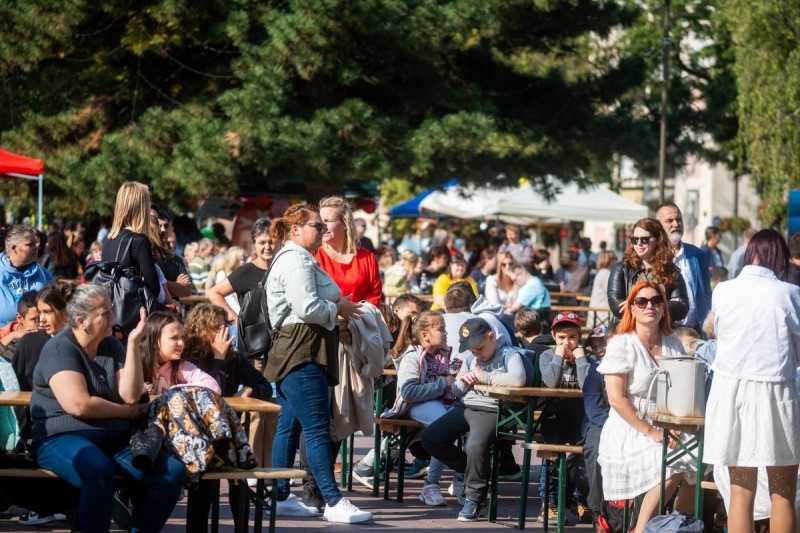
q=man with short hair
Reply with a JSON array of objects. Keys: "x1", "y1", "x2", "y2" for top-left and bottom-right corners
[
  {"x1": 421, "y1": 317, "x2": 527, "y2": 521},
  {"x1": 188, "y1": 238, "x2": 214, "y2": 292},
  {"x1": 154, "y1": 209, "x2": 192, "y2": 299},
  {"x1": 727, "y1": 227, "x2": 757, "y2": 278},
  {"x1": 701, "y1": 226, "x2": 725, "y2": 268},
  {"x1": 655, "y1": 202, "x2": 711, "y2": 330},
  {"x1": 354, "y1": 218, "x2": 375, "y2": 253}
]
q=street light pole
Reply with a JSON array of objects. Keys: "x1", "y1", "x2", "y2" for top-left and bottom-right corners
[{"x1": 659, "y1": 0, "x2": 671, "y2": 203}]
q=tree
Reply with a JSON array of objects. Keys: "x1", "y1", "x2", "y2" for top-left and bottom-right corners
[
  {"x1": 721, "y1": 0, "x2": 800, "y2": 225},
  {"x1": 1, "y1": 0, "x2": 647, "y2": 219}
]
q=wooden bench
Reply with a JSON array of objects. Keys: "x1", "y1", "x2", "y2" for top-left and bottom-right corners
[
  {"x1": 522, "y1": 443, "x2": 583, "y2": 533},
  {"x1": 376, "y1": 418, "x2": 425, "y2": 503},
  {"x1": 0, "y1": 466, "x2": 308, "y2": 533}
]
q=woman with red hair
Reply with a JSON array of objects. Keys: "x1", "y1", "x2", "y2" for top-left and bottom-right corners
[{"x1": 597, "y1": 281, "x2": 695, "y2": 533}]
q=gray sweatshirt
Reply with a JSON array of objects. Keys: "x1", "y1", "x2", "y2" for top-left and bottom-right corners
[
  {"x1": 539, "y1": 348, "x2": 580, "y2": 390},
  {"x1": 454, "y1": 344, "x2": 527, "y2": 410}
]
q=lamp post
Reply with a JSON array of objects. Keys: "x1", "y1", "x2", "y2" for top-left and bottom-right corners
[{"x1": 658, "y1": 0, "x2": 671, "y2": 203}]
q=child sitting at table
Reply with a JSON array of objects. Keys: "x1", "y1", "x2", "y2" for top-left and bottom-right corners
[
  {"x1": 538, "y1": 310, "x2": 592, "y2": 525},
  {"x1": 576, "y1": 326, "x2": 623, "y2": 531},
  {"x1": 384, "y1": 311, "x2": 456, "y2": 506},
  {"x1": 514, "y1": 307, "x2": 554, "y2": 358},
  {"x1": 0, "y1": 291, "x2": 39, "y2": 362},
  {"x1": 421, "y1": 317, "x2": 527, "y2": 522}
]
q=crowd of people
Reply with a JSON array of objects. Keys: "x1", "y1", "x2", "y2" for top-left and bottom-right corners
[{"x1": 0, "y1": 182, "x2": 796, "y2": 533}]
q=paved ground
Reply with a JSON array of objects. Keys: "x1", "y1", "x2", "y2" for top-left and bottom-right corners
[{"x1": 0, "y1": 435, "x2": 593, "y2": 532}]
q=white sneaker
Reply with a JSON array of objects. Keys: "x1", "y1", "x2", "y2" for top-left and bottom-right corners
[
  {"x1": 19, "y1": 512, "x2": 67, "y2": 525},
  {"x1": 322, "y1": 497, "x2": 373, "y2": 523},
  {"x1": 274, "y1": 494, "x2": 320, "y2": 517},
  {"x1": 419, "y1": 482, "x2": 446, "y2": 506}
]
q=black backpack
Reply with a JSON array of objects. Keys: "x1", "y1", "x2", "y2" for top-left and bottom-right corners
[
  {"x1": 84, "y1": 233, "x2": 166, "y2": 340},
  {"x1": 237, "y1": 250, "x2": 291, "y2": 359}
]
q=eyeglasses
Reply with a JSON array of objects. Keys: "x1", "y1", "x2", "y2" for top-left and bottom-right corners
[
  {"x1": 633, "y1": 295, "x2": 664, "y2": 309},
  {"x1": 629, "y1": 236, "x2": 652, "y2": 245},
  {"x1": 304, "y1": 222, "x2": 327, "y2": 231}
]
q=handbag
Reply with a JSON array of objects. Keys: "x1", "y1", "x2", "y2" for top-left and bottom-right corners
[
  {"x1": 644, "y1": 512, "x2": 704, "y2": 533},
  {"x1": 647, "y1": 357, "x2": 706, "y2": 418},
  {"x1": 83, "y1": 233, "x2": 166, "y2": 340},
  {"x1": 237, "y1": 249, "x2": 291, "y2": 360}
]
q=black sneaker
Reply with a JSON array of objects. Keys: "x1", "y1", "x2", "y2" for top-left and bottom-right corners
[{"x1": 302, "y1": 482, "x2": 325, "y2": 512}]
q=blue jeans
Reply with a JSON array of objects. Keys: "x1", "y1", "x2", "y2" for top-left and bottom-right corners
[
  {"x1": 272, "y1": 363, "x2": 341, "y2": 506},
  {"x1": 34, "y1": 429, "x2": 185, "y2": 533}
]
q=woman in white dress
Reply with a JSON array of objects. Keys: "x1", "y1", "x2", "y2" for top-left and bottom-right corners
[
  {"x1": 705, "y1": 229, "x2": 800, "y2": 533},
  {"x1": 597, "y1": 280, "x2": 695, "y2": 533}
]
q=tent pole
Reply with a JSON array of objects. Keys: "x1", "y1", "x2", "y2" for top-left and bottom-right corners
[{"x1": 37, "y1": 175, "x2": 43, "y2": 230}]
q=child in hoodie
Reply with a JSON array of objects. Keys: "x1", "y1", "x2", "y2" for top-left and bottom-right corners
[{"x1": 386, "y1": 311, "x2": 455, "y2": 506}]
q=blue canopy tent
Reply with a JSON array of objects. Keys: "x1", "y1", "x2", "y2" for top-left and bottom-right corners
[{"x1": 387, "y1": 179, "x2": 458, "y2": 217}]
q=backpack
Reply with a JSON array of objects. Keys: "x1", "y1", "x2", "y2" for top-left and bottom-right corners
[
  {"x1": 83, "y1": 232, "x2": 166, "y2": 341},
  {"x1": 464, "y1": 344, "x2": 538, "y2": 387},
  {"x1": 237, "y1": 250, "x2": 291, "y2": 360}
]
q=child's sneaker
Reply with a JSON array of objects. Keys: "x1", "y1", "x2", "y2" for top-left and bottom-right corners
[
  {"x1": 322, "y1": 497, "x2": 372, "y2": 523},
  {"x1": 352, "y1": 461, "x2": 383, "y2": 490},
  {"x1": 457, "y1": 499, "x2": 485, "y2": 522},
  {"x1": 404, "y1": 458, "x2": 429, "y2": 479},
  {"x1": 537, "y1": 505, "x2": 559, "y2": 525},
  {"x1": 418, "y1": 482, "x2": 446, "y2": 506},
  {"x1": 447, "y1": 475, "x2": 467, "y2": 505}
]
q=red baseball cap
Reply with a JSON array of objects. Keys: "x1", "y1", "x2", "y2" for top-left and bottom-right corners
[{"x1": 552, "y1": 311, "x2": 582, "y2": 329}]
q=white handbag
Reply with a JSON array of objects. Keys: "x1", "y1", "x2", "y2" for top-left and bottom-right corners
[{"x1": 648, "y1": 357, "x2": 706, "y2": 418}]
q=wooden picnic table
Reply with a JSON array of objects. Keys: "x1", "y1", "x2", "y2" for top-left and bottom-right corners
[
  {"x1": 651, "y1": 412, "x2": 706, "y2": 518},
  {"x1": 473, "y1": 385, "x2": 582, "y2": 529}
]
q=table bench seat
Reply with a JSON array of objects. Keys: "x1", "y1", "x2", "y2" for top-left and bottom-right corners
[{"x1": 522, "y1": 442, "x2": 582, "y2": 461}]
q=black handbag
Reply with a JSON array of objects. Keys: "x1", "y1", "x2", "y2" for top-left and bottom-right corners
[
  {"x1": 237, "y1": 249, "x2": 291, "y2": 360},
  {"x1": 83, "y1": 233, "x2": 166, "y2": 340}
]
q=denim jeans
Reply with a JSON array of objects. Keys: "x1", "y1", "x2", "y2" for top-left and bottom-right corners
[
  {"x1": 272, "y1": 363, "x2": 341, "y2": 506},
  {"x1": 34, "y1": 429, "x2": 185, "y2": 533}
]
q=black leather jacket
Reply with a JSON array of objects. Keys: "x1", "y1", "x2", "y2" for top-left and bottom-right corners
[{"x1": 606, "y1": 261, "x2": 689, "y2": 321}]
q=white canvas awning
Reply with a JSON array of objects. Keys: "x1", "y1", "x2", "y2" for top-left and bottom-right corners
[{"x1": 419, "y1": 182, "x2": 646, "y2": 224}]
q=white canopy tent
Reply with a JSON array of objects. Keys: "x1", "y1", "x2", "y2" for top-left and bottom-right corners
[{"x1": 418, "y1": 182, "x2": 647, "y2": 224}]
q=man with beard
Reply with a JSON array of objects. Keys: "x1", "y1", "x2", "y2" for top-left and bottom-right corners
[{"x1": 656, "y1": 202, "x2": 711, "y2": 332}]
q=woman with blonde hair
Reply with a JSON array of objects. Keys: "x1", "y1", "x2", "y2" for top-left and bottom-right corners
[
  {"x1": 205, "y1": 247, "x2": 247, "y2": 308},
  {"x1": 485, "y1": 251, "x2": 518, "y2": 307},
  {"x1": 383, "y1": 249, "x2": 420, "y2": 298},
  {"x1": 100, "y1": 182, "x2": 161, "y2": 337}
]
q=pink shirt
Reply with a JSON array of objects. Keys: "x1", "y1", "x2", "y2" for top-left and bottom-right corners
[{"x1": 152, "y1": 360, "x2": 221, "y2": 395}]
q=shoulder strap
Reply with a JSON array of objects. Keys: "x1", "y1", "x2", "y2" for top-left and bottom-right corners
[
  {"x1": 263, "y1": 247, "x2": 295, "y2": 330},
  {"x1": 113, "y1": 231, "x2": 136, "y2": 266}
]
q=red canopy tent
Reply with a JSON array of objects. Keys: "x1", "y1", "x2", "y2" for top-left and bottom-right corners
[{"x1": 0, "y1": 148, "x2": 43, "y2": 229}]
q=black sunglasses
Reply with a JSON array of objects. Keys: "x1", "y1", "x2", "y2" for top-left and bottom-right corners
[
  {"x1": 304, "y1": 222, "x2": 327, "y2": 231},
  {"x1": 629, "y1": 236, "x2": 652, "y2": 245},
  {"x1": 633, "y1": 295, "x2": 664, "y2": 309}
]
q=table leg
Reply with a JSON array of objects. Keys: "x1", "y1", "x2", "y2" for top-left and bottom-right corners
[
  {"x1": 557, "y1": 453, "x2": 567, "y2": 533},
  {"x1": 398, "y1": 427, "x2": 407, "y2": 503},
  {"x1": 543, "y1": 459, "x2": 550, "y2": 533},
  {"x1": 269, "y1": 479, "x2": 278, "y2": 533},
  {"x1": 489, "y1": 404, "x2": 502, "y2": 522},
  {"x1": 339, "y1": 438, "x2": 348, "y2": 488},
  {"x1": 236, "y1": 480, "x2": 249, "y2": 533},
  {"x1": 659, "y1": 428, "x2": 668, "y2": 513},
  {"x1": 517, "y1": 397, "x2": 535, "y2": 530},
  {"x1": 254, "y1": 479, "x2": 264, "y2": 533},
  {"x1": 348, "y1": 432, "x2": 355, "y2": 491},
  {"x1": 694, "y1": 428, "x2": 705, "y2": 517},
  {"x1": 373, "y1": 379, "x2": 384, "y2": 496}
]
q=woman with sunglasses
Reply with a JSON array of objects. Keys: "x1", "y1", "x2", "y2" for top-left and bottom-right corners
[
  {"x1": 597, "y1": 281, "x2": 695, "y2": 533},
  {"x1": 607, "y1": 218, "x2": 688, "y2": 323},
  {"x1": 485, "y1": 252, "x2": 519, "y2": 308},
  {"x1": 265, "y1": 204, "x2": 371, "y2": 523}
]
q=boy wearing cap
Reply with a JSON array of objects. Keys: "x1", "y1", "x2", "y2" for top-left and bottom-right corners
[
  {"x1": 577, "y1": 325, "x2": 613, "y2": 529},
  {"x1": 538, "y1": 310, "x2": 591, "y2": 525},
  {"x1": 420, "y1": 317, "x2": 527, "y2": 522}
]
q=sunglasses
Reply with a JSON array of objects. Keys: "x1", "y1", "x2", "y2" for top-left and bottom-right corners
[
  {"x1": 304, "y1": 222, "x2": 327, "y2": 231},
  {"x1": 633, "y1": 295, "x2": 664, "y2": 309},
  {"x1": 629, "y1": 236, "x2": 652, "y2": 245}
]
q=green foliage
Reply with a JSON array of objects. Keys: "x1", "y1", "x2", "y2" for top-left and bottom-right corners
[
  {"x1": 722, "y1": 0, "x2": 800, "y2": 224},
  {"x1": 0, "y1": 0, "x2": 734, "y2": 221}
]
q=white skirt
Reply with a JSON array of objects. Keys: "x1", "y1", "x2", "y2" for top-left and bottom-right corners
[{"x1": 704, "y1": 374, "x2": 800, "y2": 467}]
